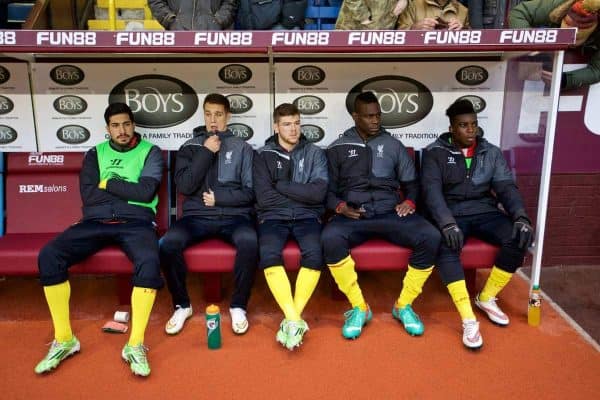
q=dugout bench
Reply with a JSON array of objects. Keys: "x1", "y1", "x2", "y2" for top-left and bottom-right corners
[
  {"x1": 178, "y1": 147, "x2": 499, "y2": 302},
  {"x1": 0, "y1": 151, "x2": 498, "y2": 304},
  {"x1": 0, "y1": 152, "x2": 170, "y2": 304},
  {"x1": 0, "y1": 28, "x2": 572, "y2": 304}
]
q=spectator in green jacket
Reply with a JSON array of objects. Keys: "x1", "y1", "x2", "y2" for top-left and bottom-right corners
[
  {"x1": 509, "y1": 0, "x2": 600, "y2": 90},
  {"x1": 335, "y1": 0, "x2": 407, "y2": 30}
]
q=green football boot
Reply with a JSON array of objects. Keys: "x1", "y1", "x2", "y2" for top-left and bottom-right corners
[
  {"x1": 34, "y1": 336, "x2": 80, "y2": 374},
  {"x1": 342, "y1": 306, "x2": 372, "y2": 339},
  {"x1": 392, "y1": 304, "x2": 425, "y2": 336},
  {"x1": 122, "y1": 344, "x2": 150, "y2": 377},
  {"x1": 285, "y1": 320, "x2": 309, "y2": 350},
  {"x1": 276, "y1": 319, "x2": 289, "y2": 347}
]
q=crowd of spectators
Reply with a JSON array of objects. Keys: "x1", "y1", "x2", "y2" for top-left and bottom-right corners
[
  {"x1": 148, "y1": 0, "x2": 309, "y2": 31},
  {"x1": 144, "y1": 0, "x2": 600, "y2": 91}
]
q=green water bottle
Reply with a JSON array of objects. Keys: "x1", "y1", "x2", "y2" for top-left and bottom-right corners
[{"x1": 206, "y1": 304, "x2": 222, "y2": 349}]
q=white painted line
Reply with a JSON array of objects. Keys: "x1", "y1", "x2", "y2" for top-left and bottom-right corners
[{"x1": 517, "y1": 270, "x2": 600, "y2": 352}]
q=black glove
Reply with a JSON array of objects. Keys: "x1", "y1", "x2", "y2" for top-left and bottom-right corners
[
  {"x1": 512, "y1": 217, "x2": 534, "y2": 250},
  {"x1": 442, "y1": 223, "x2": 464, "y2": 251}
]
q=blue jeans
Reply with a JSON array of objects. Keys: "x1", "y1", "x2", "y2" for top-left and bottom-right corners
[
  {"x1": 436, "y1": 211, "x2": 528, "y2": 285},
  {"x1": 38, "y1": 219, "x2": 163, "y2": 289},
  {"x1": 258, "y1": 218, "x2": 323, "y2": 270},
  {"x1": 321, "y1": 212, "x2": 441, "y2": 268},
  {"x1": 159, "y1": 215, "x2": 258, "y2": 310}
]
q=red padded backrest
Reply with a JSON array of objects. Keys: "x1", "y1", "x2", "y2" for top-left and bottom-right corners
[
  {"x1": 155, "y1": 169, "x2": 170, "y2": 232},
  {"x1": 7, "y1": 153, "x2": 83, "y2": 173},
  {"x1": 6, "y1": 152, "x2": 170, "y2": 234},
  {"x1": 177, "y1": 192, "x2": 184, "y2": 218},
  {"x1": 6, "y1": 153, "x2": 84, "y2": 234}
]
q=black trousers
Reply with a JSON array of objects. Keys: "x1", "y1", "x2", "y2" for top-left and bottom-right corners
[
  {"x1": 159, "y1": 215, "x2": 258, "y2": 310},
  {"x1": 321, "y1": 212, "x2": 441, "y2": 269},
  {"x1": 38, "y1": 219, "x2": 163, "y2": 289},
  {"x1": 436, "y1": 211, "x2": 527, "y2": 285},
  {"x1": 258, "y1": 218, "x2": 323, "y2": 270}
]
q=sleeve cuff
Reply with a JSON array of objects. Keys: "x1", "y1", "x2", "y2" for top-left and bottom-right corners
[
  {"x1": 512, "y1": 210, "x2": 529, "y2": 223},
  {"x1": 275, "y1": 181, "x2": 287, "y2": 192},
  {"x1": 162, "y1": 13, "x2": 176, "y2": 27},
  {"x1": 404, "y1": 199, "x2": 416, "y2": 209}
]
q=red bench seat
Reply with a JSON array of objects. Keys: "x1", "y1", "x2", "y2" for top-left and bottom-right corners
[
  {"x1": 0, "y1": 150, "x2": 499, "y2": 305},
  {"x1": 184, "y1": 237, "x2": 499, "y2": 302},
  {"x1": 178, "y1": 146, "x2": 499, "y2": 302},
  {"x1": 0, "y1": 152, "x2": 170, "y2": 304},
  {"x1": 0, "y1": 233, "x2": 142, "y2": 275}
]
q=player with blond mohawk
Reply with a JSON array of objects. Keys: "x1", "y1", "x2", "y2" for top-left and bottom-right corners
[{"x1": 253, "y1": 103, "x2": 328, "y2": 350}]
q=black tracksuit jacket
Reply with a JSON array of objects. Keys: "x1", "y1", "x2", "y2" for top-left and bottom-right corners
[
  {"x1": 326, "y1": 127, "x2": 418, "y2": 218},
  {"x1": 421, "y1": 132, "x2": 529, "y2": 229},
  {"x1": 79, "y1": 134, "x2": 164, "y2": 222},
  {"x1": 253, "y1": 135, "x2": 328, "y2": 221},
  {"x1": 175, "y1": 126, "x2": 254, "y2": 218}
]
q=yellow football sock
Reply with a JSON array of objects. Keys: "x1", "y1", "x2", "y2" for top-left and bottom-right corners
[
  {"x1": 128, "y1": 286, "x2": 157, "y2": 346},
  {"x1": 479, "y1": 266, "x2": 513, "y2": 301},
  {"x1": 328, "y1": 255, "x2": 367, "y2": 310},
  {"x1": 264, "y1": 266, "x2": 300, "y2": 321},
  {"x1": 293, "y1": 267, "x2": 321, "y2": 315},
  {"x1": 43, "y1": 281, "x2": 73, "y2": 343},
  {"x1": 396, "y1": 265, "x2": 434, "y2": 308},
  {"x1": 447, "y1": 280, "x2": 476, "y2": 320}
]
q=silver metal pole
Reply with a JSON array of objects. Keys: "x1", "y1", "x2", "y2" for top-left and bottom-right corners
[{"x1": 530, "y1": 50, "x2": 565, "y2": 289}]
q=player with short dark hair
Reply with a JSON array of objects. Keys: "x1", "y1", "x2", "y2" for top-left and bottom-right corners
[
  {"x1": 160, "y1": 93, "x2": 257, "y2": 336},
  {"x1": 35, "y1": 102, "x2": 164, "y2": 377},
  {"x1": 421, "y1": 99, "x2": 534, "y2": 349},
  {"x1": 203, "y1": 92, "x2": 231, "y2": 114}
]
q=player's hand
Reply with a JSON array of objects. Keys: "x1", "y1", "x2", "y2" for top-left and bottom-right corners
[
  {"x1": 204, "y1": 135, "x2": 221, "y2": 153},
  {"x1": 337, "y1": 203, "x2": 364, "y2": 220},
  {"x1": 395, "y1": 200, "x2": 415, "y2": 217},
  {"x1": 512, "y1": 217, "x2": 534, "y2": 250},
  {"x1": 411, "y1": 17, "x2": 437, "y2": 30},
  {"x1": 203, "y1": 189, "x2": 216, "y2": 207},
  {"x1": 442, "y1": 223, "x2": 464, "y2": 251}
]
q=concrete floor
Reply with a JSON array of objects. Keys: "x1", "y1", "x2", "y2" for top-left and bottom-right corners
[{"x1": 521, "y1": 265, "x2": 600, "y2": 344}]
